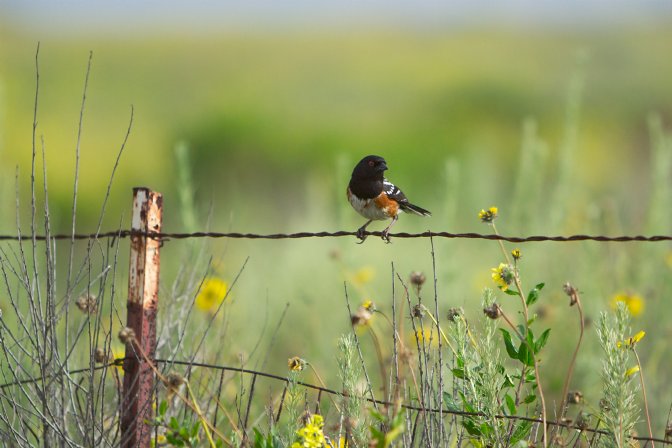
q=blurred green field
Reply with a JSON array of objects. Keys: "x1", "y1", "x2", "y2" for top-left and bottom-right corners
[{"x1": 1, "y1": 24, "x2": 672, "y2": 441}]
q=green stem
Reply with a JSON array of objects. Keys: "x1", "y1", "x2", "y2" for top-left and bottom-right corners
[
  {"x1": 491, "y1": 222, "x2": 548, "y2": 448},
  {"x1": 633, "y1": 349, "x2": 654, "y2": 447}
]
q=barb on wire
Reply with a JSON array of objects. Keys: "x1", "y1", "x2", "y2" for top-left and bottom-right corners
[
  {"x1": 0, "y1": 229, "x2": 670, "y2": 243},
  {"x1": 2, "y1": 358, "x2": 670, "y2": 445}
]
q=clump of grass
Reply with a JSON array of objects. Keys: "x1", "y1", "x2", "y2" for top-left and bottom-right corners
[
  {"x1": 596, "y1": 302, "x2": 640, "y2": 447},
  {"x1": 281, "y1": 364, "x2": 306, "y2": 445},
  {"x1": 337, "y1": 333, "x2": 368, "y2": 447}
]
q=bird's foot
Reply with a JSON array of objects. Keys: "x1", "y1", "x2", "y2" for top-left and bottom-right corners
[
  {"x1": 356, "y1": 226, "x2": 369, "y2": 243},
  {"x1": 381, "y1": 230, "x2": 392, "y2": 244}
]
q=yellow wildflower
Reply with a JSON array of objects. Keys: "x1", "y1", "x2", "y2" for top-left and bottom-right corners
[
  {"x1": 362, "y1": 299, "x2": 376, "y2": 312},
  {"x1": 511, "y1": 248, "x2": 521, "y2": 261},
  {"x1": 491, "y1": 263, "x2": 514, "y2": 291},
  {"x1": 617, "y1": 330, "x2": 646, "y2": 349},
  {"x1": 478, "y1": 206, "x2": 498, "y2": 223},
  {"x1": 151, "y1": 434, "x2": 168, "y2": 447},
  {"x1": 111, "y1": 347, "x2": 126, "y2": 372},
  {"x1": 625, "y1": 365, "x2": 640, "y2": 377},
  {"x1": 610, "y1": 292, "x2": 644, "y2": 317},
  {"x1": 288, "y1": 356, "x2": 306, "y2": 372},
  {"x1": 292, "y1": 414, "x2": 327, "y2": 448},
  {"x1": 413, "y1": 329, "x2": 439, "y2": 347},
  {"x1": 352, "y1": 266, "x2": 375, "y2": 286},
  {"x1": 195, "y1": 277, "x2": 228, "y2": 314}
]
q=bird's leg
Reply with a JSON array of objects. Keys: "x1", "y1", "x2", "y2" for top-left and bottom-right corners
[
  {"x1": 381, "y1": 215, "x2": 398, "y2": 243},
  {"x1": 356, "y1": 220, "x2": 373, "y2": 243}
]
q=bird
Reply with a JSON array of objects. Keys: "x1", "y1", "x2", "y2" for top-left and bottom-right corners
[{"x1": 347, "y1": 155, "x2": 431, "y2": 243}]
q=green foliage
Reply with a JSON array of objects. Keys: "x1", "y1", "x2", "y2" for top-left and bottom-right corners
[
  {"x1": 149, "y1": 400, "x2": 202, "y2": 447},
  {"x1": 369, "y1": 408, "x2": 405, "y2": 448},
  {"x1": 252, "y1": 428, "x2": 284, "y2": 448}
]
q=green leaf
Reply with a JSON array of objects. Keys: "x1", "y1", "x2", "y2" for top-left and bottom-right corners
[
  {"x1": 253, "y1": 428, "x2": 264, "y2": 444},
  {"x1": 451, "y1": 368, "x2": 466, "y2": 379},
  {"x1": 504, "y1": 289, "x2": 519, "y2": 296},
  {"x1": 459, "y1": 391, "x2": 477, "y2": 413},
  {"x1": 191, "y1": 421, "x2": 201, "y2": 438},
  {"x1": 517, "y1": 325, "x2": 527, "y2": 338},
  {"x1": 469, "y1": 439, "x2": 484, "y2": 448},
  {"x1": 169, "y1": 416, "x2": 180, "y2": 430},
  {"x1": 523, "y1": 394, "x2": 537, "y2": 404},
  {"x1": 159, "y1": 400, "x2": 168, "y2": 416},
  {"x1": 479, "y1": 422, "x2": 493, "y2": 437},
  {"x1": 443, "y1": 392, "x2": 461, "y2": 412},
  {"x1": 462, "y1": 419, "x2": 482, "y2": 436},
  {"x1": 500, "y1": 329, "x2": 518, "y2": 360},
  {"x1": 370, "y1": 411, "x2": 386, "y2": 425},
  {"x1": 526, "y1": 283, "x2": 545, "y2": 306},
  {"x1": 504, "y1": 394, "x2": 517, "y2": 415},
  {"x1": 502, "y1": 373, "x2": 515, "y2": 388},
  {"x1": 510, "y1": 421, "x2": 533, "y2": 444},
  {"x1": 534, "y1": 328, "x2": 551, "y2": 354},
  {"x1": 517, "y1": 339, "x2": 535, "y2": 367}
]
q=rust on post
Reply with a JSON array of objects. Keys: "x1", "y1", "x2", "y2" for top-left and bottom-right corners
[{"x1": 121, "y1": 187, "x2": 163, "y2": 448}]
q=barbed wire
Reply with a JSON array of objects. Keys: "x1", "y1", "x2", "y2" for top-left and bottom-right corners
[
  {"x1": 2, "y1": 358, "x2": 670, "y2": 444},
  {"x1": 0, "y1": 229, "x2": 670, "y2": 243}
]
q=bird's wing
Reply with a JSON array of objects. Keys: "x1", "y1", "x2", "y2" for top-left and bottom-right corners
[{"x1": 383, "y1": 179, "x2": 408, "y2": 203}]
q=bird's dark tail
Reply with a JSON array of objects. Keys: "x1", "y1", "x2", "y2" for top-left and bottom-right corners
[{"x1": 400, "y1": 202, "x2": 431, "y2": 217}]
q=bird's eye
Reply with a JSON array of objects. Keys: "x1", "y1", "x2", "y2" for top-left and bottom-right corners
[{"x1": 368, "y1": 160, "x2": 375, "y2": 167}]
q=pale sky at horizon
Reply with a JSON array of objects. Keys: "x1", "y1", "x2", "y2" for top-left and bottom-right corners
[{"x1": 3, "y1": 0, "x2": 672, "y2": 35}]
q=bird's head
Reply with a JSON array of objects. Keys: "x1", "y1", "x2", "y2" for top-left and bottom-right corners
[{"x1": 351, "y1": 155, "x2": 388, "y2": 180}]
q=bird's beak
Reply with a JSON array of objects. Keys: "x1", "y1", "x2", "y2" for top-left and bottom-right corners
[{"x1": 378, "y1": 162, "x2": 388, "y2": 172}]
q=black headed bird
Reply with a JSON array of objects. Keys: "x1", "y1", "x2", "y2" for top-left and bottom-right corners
[{"x1": 347, "y1": 155, "x2": 431, "y2": 242}]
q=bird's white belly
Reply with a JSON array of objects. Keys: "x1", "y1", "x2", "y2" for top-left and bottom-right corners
[{"x1": 348, "y1": 194, "x2": 390, "y2": 221}]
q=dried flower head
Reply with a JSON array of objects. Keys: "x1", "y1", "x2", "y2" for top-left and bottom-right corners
[
  {"x1": 563, "y1": 282, "x2": 579, "y2": 306},
  {"x1": 94, "y1": 348, "x2": 108, "y2": 364},
  {"x1": 446, "y1": 307, "x2": 463, "y2": 322},
  {"x1": 491, "y1": 263, "x2": 514, "y2": 291},
  {"x1": 511, "y1": 248, "x2": 521, "y2": 261},
  {"x1": 567, "y1": 390, "x2": 583, "y2": 405},
  {"x1": 118, "y1": 327, "x2": 136, "y2": 344},
  {"x1": 299, "y1": 410, "x2": 314, "y2": 427},
  {"x1": 75, "y1": 294, "x2": 98, "y2": 314},
  {"x1": 164, "y1": 372, "x2": 185, "y2": 391},
  {"x1": 351, "y1": 305, "x2": 373, "y2": 326},
  {"x1": 411, "y1": 305, "x2": 425, "y2": 319},
  {"x1": 478, "y1": 206, "x2": 498, "y2": 223},
  {"x1": 599, "y1": 398, "x2": 610, "y2": 411},
  {"x1": 575, "y1": 412, "x2": 590, "y2": 431},
  {"x1": 287, "y1": 356, "x2": 306, "y2": 372},
  {"x1": 409, "y1": 271, "x2": 426, "y2": 288},
  {"x1": 483, "y1": 303, "x2": 502, "y2": 320}
]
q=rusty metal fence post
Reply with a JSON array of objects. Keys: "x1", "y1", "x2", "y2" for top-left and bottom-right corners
[{"x1": 121, "y1": 187, "x2": 163, "y2": 447}]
